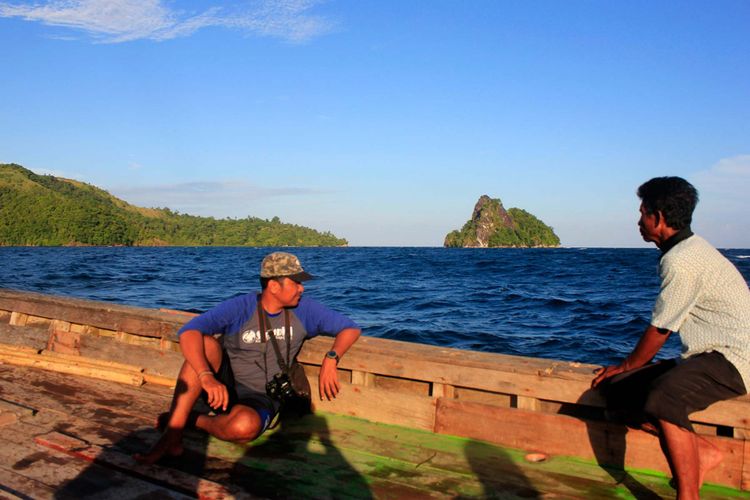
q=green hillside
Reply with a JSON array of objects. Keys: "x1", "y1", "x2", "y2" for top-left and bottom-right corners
[
  {"x1": 0, "y1": 163, "x2": 347, "y2": 247},
  {"x1": 444, "y1": 195, "x2": 560, "y2": 248}
]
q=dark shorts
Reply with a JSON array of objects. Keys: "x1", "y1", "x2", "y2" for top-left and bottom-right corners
[
  {"x1": 601, "y1": 351, "x2": 746, "y2": 431},
  {"x1": 200, "y1": 352, "x2": 279, "y2": 434}
]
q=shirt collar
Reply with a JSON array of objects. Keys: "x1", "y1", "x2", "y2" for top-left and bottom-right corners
[{"x1": 660, "y1": 227, "x2": 693, "y2": 256}]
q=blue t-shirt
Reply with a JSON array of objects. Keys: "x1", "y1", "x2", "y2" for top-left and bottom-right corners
[{"x1": 178, "y1": 293, "x2": 358, "y2": 396}]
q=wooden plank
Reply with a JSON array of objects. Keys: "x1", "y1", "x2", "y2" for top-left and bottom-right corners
[
  {"x1": 434, "y1": 398, "x2": 745, "y2": 490},
  {"x1": 300, "y1": 336, "x2": 750, "y2": 429},
  {"x1": 374, "y1": 375, "x2": 429, "y2": 395},
  {"x1": 9, "y1": 311, "x2": 28, "y2": 326},
  {"x1": 432, "y1": 382, "x2": 455, "y2": 399},
  {"x1": 39, "y1": 348, "x2": 145, "y2": 373},
  {"x1": 0, "y1": 350, "x2": 144, "y2": 386},
  {"x1": 515, "y1": 395, "x2": 541, "y2": 411},
  {"x1": 0, "y1": 440, "x2": 100, "y2": 496},
  {"x1": 0, "y1": 343, "x2": 39, "y2": 355},
  {"x1": 692, "y1": 399, "x2": 750, "y2": 429},
  {"x1": 0, "y1": 412, "x2": 18, "y2": 427},
  {"x1": 1, "y1": 287, "x2": 748, "y2": 411},
  {"x1": 0, "y1": 377, "x2": 169, "y2": 438},
  {"x1": 143, "y1": 371, "x2": 177, "y2": 388},
  {"x1": 227, "y1": 424, "x2": 559, "y2": 499},
  {"x1": 300, "y1": 337, "x2": 606, "y2": 402},
  {"x1": 309, "y1": 378, "x2": 436, "y2": 431},
  {"x1": 0, "y1": 464, "x2": 59, "y2": 499},
  {"x1": 301, "y1": 335, "x2": 599, "y2": 376},
  {"x1": 0, "y1": 343, "x2": 148, "y2": 375},
  {"x1": 45, "y1": 328, "x2": 81, "y2": 355},
  {"x1": 0, "y1": 398, "x2": 36, "y2": 418},
  {"x1": 1, "y1": 356, "x2": 747, "y2": 499},
  {"x1": 350, "y1": 370, "x2": 375, "y2": 387},
  {"x1": 0, "y1": 289, "x2": 185, "y2": 341},
  {"x1": 160, "y1": 337, "x2": 181, "y2": 352},
  {"x1": 25, "y1": 315, "x2": 52, "y2": 328},
  {"x1": 0, "y1": 431, "x2": 200, "y2": 500},
  {"x1": 3, "y1": 288, "x2": 750, "y2": 432},
  {"x1": 454, "y1": 387, "x2": 512, "y2": 407},
  {"x1": 0, "y1": 365, "x2": 169, "y2": 430},
  {"x1": 50, "y1": 319, "x2": 71, "y2": 331},
  {"x1": 0, "y1": 415, "x2": 162, "y2": 496},
  {"x1": 34, "y1": 432, "x2": 253, "y2": 499}
]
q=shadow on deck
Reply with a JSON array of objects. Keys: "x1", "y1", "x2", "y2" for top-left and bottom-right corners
[{"x1": 2, "y1": 363, "x2": 749, "y2": 498}]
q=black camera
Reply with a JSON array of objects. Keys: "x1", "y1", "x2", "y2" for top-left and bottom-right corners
[{"x1": 266, "y1": 372, "x2": 296, "y2": 402}]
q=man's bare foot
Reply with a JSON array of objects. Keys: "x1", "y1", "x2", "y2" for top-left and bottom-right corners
[
  {"x1": 133, "y1": 428, "x2": 185, "y2": 465},
  {"x1": 698, "y1": 440, "x2": 723, "y2": 488}
]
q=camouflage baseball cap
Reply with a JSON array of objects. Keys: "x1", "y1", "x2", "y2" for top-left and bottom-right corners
[{"x1": 260, "y1": 252, "x2": 313, "y2": 281}]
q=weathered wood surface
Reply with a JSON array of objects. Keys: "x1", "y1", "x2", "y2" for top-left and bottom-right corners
[
  {"x1": 0, "y1": 288, "x2": 192, "y2": 340},
  {"x1": 1, "y1": 287, "x2": 748, "y2": 425},
  {"x1": 1, "y1": 362, "x2": 747, "y2": 499},
  {"x1": 3, "y1": 288, "x2": 750, "y2": 494},
  {"x1": 434, "y1": 398, "x2": 746, "y2": 490},
  {"x1": 301, "y1": 335, "x2": 750, "y2": 429},
  {"x1": 34, "y1": 432, "x2": 251, "y2": 499}
]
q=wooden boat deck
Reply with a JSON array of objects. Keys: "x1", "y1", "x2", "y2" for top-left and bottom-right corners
[{"x1": 1, "y1": 324, "x2": 747, "y2": 499}]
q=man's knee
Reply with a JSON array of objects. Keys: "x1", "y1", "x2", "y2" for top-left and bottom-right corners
[
  {"x1": 643, "y1": 385, "x2": 692, "y2": 431},
  {"x1": 224, "y1": 407, "x2": 262, "y2": 442}
]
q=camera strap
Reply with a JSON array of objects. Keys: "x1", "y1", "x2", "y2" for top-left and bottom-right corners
[{"x1": 257, "y1": 298, "x2": 292, "y2": 375}]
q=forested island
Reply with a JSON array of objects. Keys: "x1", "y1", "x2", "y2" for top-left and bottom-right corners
[
  {"x1": 0, "y1": 163, "x2": 347, "y2": 246},
  {"x1": 445, "y1": 195, "x2": 560, "y2": 248}
]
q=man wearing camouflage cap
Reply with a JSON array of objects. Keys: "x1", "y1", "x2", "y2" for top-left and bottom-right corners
[{"x1": 135, "y1": 252, "x2": 361, "y2": 464}]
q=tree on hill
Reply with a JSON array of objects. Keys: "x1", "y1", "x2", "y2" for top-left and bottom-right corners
[
  {"x1": 444, "y1": 195, "x2": 560, "y2": 248},
  {"x1": 0, "y1": 163, "x2": 348, "y2": 247}
]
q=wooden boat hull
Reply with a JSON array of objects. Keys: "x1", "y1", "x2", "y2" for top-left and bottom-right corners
[{"x1": 1, "y1": 288, "x2": 749, "y2": 497}]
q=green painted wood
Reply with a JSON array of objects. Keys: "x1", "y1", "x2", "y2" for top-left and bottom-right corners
[{"x1": 197, "y1": 412, "x2": 750, "y2": 500}]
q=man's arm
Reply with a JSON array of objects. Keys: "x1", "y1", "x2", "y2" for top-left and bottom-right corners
[
  {"x1": 591, "y1": 325, "x2": 671, "y2": 388},
  {"x1": 319, "y1": 327, "x2": 361, "y2": 400},
  {"x1": 179, "y1": 329, "x2": 229, "y2": 411}
]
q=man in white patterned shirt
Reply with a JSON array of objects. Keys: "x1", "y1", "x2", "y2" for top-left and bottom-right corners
[{"x1": 592, "y1": 176, "x2": 750, "y2": 500}]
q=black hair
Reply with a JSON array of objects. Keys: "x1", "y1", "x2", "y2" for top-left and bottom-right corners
[
  {"x1": 260, "y1": 276, "x2": 293, "y2": 289},
  {"x1": 637, "y1": 176, "x2": 698, "y2": 230}
]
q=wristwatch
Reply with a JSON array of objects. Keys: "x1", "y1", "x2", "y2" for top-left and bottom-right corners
[{"x1": 325, "y1": 350, "x2": 340, "y2": 364}]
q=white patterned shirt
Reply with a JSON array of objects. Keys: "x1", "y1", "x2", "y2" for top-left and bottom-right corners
[{"x1": 652, "y1": 235, "x2": 750, "y2": 390}]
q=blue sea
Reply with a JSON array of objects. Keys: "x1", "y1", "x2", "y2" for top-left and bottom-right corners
[{"x1": 2, "y1": 247, "x2": 749, "y2": 367}]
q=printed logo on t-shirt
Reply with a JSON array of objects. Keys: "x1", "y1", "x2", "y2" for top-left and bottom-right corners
[{"x1": 241, "y1": 327, "x2": 294, "y2": 344}]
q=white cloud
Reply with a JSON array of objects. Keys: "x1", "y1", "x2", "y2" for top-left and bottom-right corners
[
  {"x1": 0, "y1": 0, "x2": 333, "y2": 43},
  {"x1": 691, "y1": 155, "x2": 750, "y2": 212},
  {"x1": 690, "y1": 155, "x2": 750, "y2": 248},
  {"x1": 111, "y1": 180, "x2": 328, "y2": 217}
]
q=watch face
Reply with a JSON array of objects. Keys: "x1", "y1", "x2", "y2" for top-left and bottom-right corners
[{"x1": 327, "y1": 350, "x2": 337, "y2": 358}]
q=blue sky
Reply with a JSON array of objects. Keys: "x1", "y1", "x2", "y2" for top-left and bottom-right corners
[{"x1": 1, "y1": 1, "x2": 748, "y2": 247}]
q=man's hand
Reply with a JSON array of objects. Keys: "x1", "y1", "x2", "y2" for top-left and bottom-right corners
[
  {"x1": 591, "y1": 325, "x2": 670, "y2": 389},
  {"x1": 591, "y1": 364, "x2": 626, "y2": 388},
  {"x1": 200, "y1": 374, "x2": 229, "y2": 411},
  {"x1": 319, "y1": 357, "x2": 341, "y2": 400}
]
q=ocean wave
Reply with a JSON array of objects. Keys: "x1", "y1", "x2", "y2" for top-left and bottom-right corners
[{"x1": 2, "y1": 246, "x2": 747, "y2": 366}]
